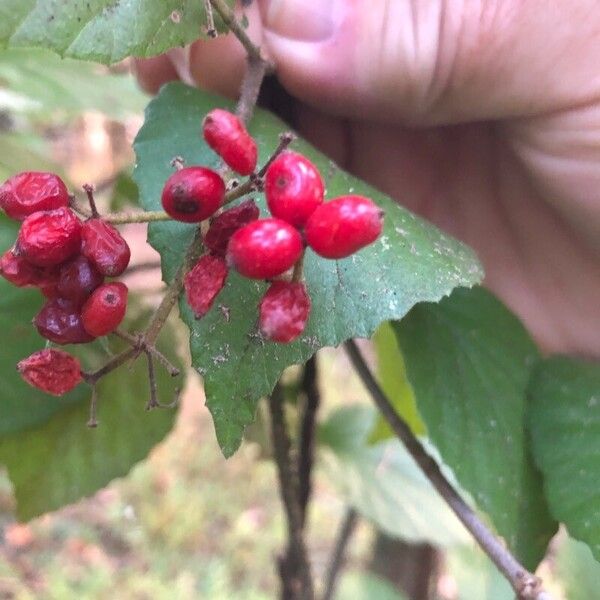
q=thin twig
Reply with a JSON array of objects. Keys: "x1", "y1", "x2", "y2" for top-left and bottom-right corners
[
  {"x1": 82, "y1": 347, "x2": 138, "y2": 385},
  {"x1": 104, "y1": 210, "x2": 172, "y2": 225},
  {"x1": 268, "y1": 384, "x2": 315, "y2": 600},
  {"x1": 208, "y1": 0, "x2": 266, "y2": 64},
  {"x1": 112, "y1": 329, "x2": 180, "y2": 376},
  {"x1": 298, "y1": 355, "x2": 319, "y2": 526},
  {"x1": 236, "y1": 55, "x2": 269, "y2": 124},
  {"x1": 82, "y1": 184, "x2": 99, "y2": 217},
  {"x1": 321, "y1": 508, "x2": 359, "y2": 600},
  {"x1": 204, "y1": 0, "x2": 217, "y2": 38},
  {"x1": 87, "y1": 386, "x2": 99, "y2": 428},
  {"x1": 343, "y1": 340, "x2": 552, "y2": 600}
]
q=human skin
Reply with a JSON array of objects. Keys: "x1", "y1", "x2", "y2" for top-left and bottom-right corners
[{"x1": 134, "y1": 0, "x2": 600, "y2": 358}]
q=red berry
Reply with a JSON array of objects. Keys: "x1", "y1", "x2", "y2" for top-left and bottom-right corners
[
  {"x1": 81, "y1": 218, "x2": 131, "y2": 276},
  {"x1": 0, "y1": 171, "x2": 69, "y2": 221},
  {"x1": 34, "y1": 298, "x2": 95, "y2": 345},
  {"x1": 17, "y1": 348, "x2": 82, "y2": 396},
  {"x1": 16, "y1": 207, "x2": 82, "y2": 267},
  {"x1": 227, "y1": 218, "x2": 303, "y2": 280},
  {"x1": 259, "y1": 281, "x2": 311, "y2": 343},
  {"x1": 202, "y1": 109, "x2": 258, "y2": 176},
  {"x1": 305, "y1": 195, "x2": 383, "y2": 259},
  {"x1": 81, "y1": 282, "x2": 128, "y2": 337},
  {"x1": 204, "y1": 200, "x2": 260, "y2": 257},
  {"x1": 265, "y1": 151, "x2": 324, "y2": 227},
  {"x1": 184, "y1": 254, "x2": 228, "y2": 318},
  {"x1": 1, "y1": 248, "x2": 43, "y2": 287},
  {"x1": 161, "y1": 167, "x2": 225, "y2": 223},
  {"x1": 57, "y1": 255, "x2": 104, "y2": 307}
]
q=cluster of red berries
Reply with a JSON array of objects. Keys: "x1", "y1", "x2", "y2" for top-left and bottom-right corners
[
  {"x1": 0, "y1": 172, "x2": 131, "y2": 395},
  {"x1": 162, "y1": 109, "x2": 384, "y2": 343}
]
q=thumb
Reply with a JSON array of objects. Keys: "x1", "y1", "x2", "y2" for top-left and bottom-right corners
[{"x1": 258, "y1": 0, "x2": 600, "y2": 124}]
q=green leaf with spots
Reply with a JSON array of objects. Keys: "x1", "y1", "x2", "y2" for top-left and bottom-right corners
[
  {"x1": 134, "y1": 83, "x2": 483, "y2": 457},
  {"x1": 528, "y1": 357, "x2": 600, "y2": 562},
  {"x1": 393, "y1": 286, "x2": 557, "y2": 568},
  {"x1": 0, "y1": 0, "x2": 233, "y2": 64}
]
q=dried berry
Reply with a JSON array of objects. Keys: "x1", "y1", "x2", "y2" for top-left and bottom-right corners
[
  {"x1": 184, "y1": 254, "x2": 228, "y2": 318},
  {"x1": 17, "y1": 348, "x2": 82, "y2": 396},
  {"x1": 57, "y1": 255, "x2": 104, "y2": 307},
  {"x1": 81, "y1": 218, "x2": 131, "y2": 277},
  {"x1": 226, "y1": 218, "x2": 303, "y2": 280},
  {"x1": 204, "y1": 199, "x2": 260, "y2": 257},
  {"x1": 16, "y1": 207, "x2": 82, "y2": 267},
  {"x1": 259, "y1": 281, "x2": 311, "y2": 343},
  {"x1": 161, "y1": 166, "x2": 225, "y2": 223},
  {"x1": 0, "y1": 171, "x2": 69, "y2": 221},
  {"x1": 81, "y1": 281, "x2": 128, "y2": 337},
  {"x1": 203, "y1": 109, "x2": 258, "y2": 176},
  {"x1": 305, "y1": 195, "x2": 383, "y2": 259},
  {"x1": 1, "y1": 248, "x2": 46, "y2": 287},
  {"x1": 34, "y1": 298, "x2": 95, "y2": 344},
  {"x1": 265, "y1": 151, "x2": 324, "y2": 227}
]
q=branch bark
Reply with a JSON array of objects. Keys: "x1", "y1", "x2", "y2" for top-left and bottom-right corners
[
  {"x1": 268, "y1": 384, "x2": 315, "y2": 600},
  {"x1": 344, "y1": 339, "x2": 552, "y2": 600}
]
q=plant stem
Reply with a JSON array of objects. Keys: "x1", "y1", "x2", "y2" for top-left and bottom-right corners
[
  {"x1": 321, "y1": 508, "x2": 358, "y2": 600},
  {"x1": 204, "y1": 0, "x2": 217, "y2": 37},
  {"x1": 237, "y1": 55, "x2": 269, "y2": 124},
  {"x1": 104, "y1": 210, "x2": 172, "y2": 225},
  {"x1": 268, "y1": 384, "x2": 315, "y2": 600},
  {"x1": 344, "y1": 340, "x2": 552, "y2": 600},
  {"x1": 298, "y1": 355, "x2": 319, "y2": 526},
  {"x1": 82, "y1": 347, "x2": 138, "y2": 385}
]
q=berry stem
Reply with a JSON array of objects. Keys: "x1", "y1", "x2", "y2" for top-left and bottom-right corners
[
  {"x1": 291, "y1": 252, "x2": 305, "y2": 283},
  {"x1": 82, "y1": 184, "x2": 99, "y2": 218},
  {"x1": 104, "y1": 210, "x2": 172, "y2": 225},
  {"x1": 204, "y1": 0, "x2": 217, "y2": 38},
  {"x1": 82, "y1": 346, "x2": 138, "y2": 385}
]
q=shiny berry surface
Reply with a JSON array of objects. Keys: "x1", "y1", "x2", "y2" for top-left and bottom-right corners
[
  {"x1": 81, "y1": 218, "x2": 131, "y2": 276},
  {"x1": 204, "y1": 199, "x2": 259, "y2": 257},
  {"x1": 161, "y1": 167, "x2": 225, "y2": 223},
  {"x1": 17, "y1": 207, "x2": 82, "y2": 267},
  {"x1": 34, "y1": 298, "x2": 95, "y2": 345},
  {"x1": 305, "y1": 195, "x2": 383, "y2": 259},
  {"x1": 81, "y1": 282, "x2": 128, "y2": 337},
  {"x1": 203, "y1": 109, "x2": 258, "y2": 176},
  {"x1": 265, "y1": 151, "x2": 324, "y2": 227},
  {"x1": 57, "y1": 255, "x2": 104, "y2": 307},
  {"x1": 184, "y1": 254, "x2": 228, "y2": 318},
  {"x1": 0, "y1": 171, "x2": 69, "y2": 221},
  {"x1": 18, "y1": 348, "x2": 82, "y2": 396},
  {"x1": 0, "y1": 248, "x2": 51, "y2": 287},
  {"x1": 227, "y1": 218, "x2": 303, "y2": 280},
  {"x1": 259, "y1": 281, "x2": 311, "y2": 343}
]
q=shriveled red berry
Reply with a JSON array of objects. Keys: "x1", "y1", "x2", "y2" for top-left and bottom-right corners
[
  {"x1": 16, "y1": 207, "x2": 82, "y2": 267},
  {"x1": 305, "y1": 195, "x2": 383, "y2": 259},
  {"x1": 17, "y1": 348, "x2": 82, "y2": 396},
  {"x1": 57, "y1": 255, "x2": 104, "y2": 307},
  {"x1": 0, "y1": 248, "x2": 61, "y2": 289},
  {"x1": 184, "y1": 254, "x2": 228, "y2": 318},
  {"x1": 81, "y1": 282, "x2": 128, "y2": 337},
  {"x1": 161, "y1": 167, "x2": 225, "y2": 223},
  {"x1": 204, "y1": 200, "x2": 260, "y2": 257},
  {"x1": 265, "y1": 151, "x2": 324, "y2": 227},
  {"x1": 34, "y1": 298, "x2": 95, "y2": 345},
  {"x1": 226, "y1": 218, "x2": 303, "y2": 280},
  {"x1": 81, "y1": 218, "x2": 130, "y2": 277},
  {"x1": 259, "y1": 281, "x2": 311, "y2": 343},
  {"x1": 0, "y1": 171, "x2": 69, "y2": 221},
  {"x1": 202, "y1": 109, "x2": 258, "y2": 176}
]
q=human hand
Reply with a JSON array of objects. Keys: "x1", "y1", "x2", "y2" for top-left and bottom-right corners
[{"x1": 134, "y1": 0, "x2": 600, "y2": 357}]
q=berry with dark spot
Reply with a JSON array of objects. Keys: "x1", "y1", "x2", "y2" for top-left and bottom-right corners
[
  {"x1": 161, "y1": 167, "x2": 225, "y2": 223},
  {"x1": 81, "y1": 281, "x2": 128, "y2": 337}
]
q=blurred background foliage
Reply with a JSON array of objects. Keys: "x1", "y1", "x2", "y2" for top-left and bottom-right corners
[{"x1": 0, "y1": 46, "x2": 598, "y2": 600}]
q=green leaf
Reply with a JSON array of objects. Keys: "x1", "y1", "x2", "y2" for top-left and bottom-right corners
[
  {"x1": 369, "y1": 323, "x2": 425, "y2": 442},
  {"x1": 555, "y1": 535, "x2": 600, "y2": 599},
  {"x1": 0, "y1": 1, "x2": 233, "y2": 64},
  {"x1": 0, "y1": 48, "x2": 147, "y2": 118},
  {"x1": 134, "y1": 83, "x2": 483, "y2": 456},
  {"x1": 393, "y1": 286, "x2": 556, "y2": 568},
  {"x1": 0, "y1": 318, "x2": 181, "y2": 521},
  {"x1": 528, "y1": 357, "x2": 600, "y2": 561},
  {"x1": 0, "y1": 133, "x2": 60, "y2": 183},
  {"x1": 334, "y1": 572, "x2": 408, "y2": 600},
  {"x1": 318, "y1": 405, "x2": 469, "y2": 547}
]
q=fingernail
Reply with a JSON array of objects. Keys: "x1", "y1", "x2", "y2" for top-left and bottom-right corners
[{"x1": 258, "y1": 0, "x2": 335, "y2": 42}]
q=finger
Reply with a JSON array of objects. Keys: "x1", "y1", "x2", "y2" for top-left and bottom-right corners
[
  {"x1": 257, "y1": 0, "x2": 600, "y2": 124},
  {"x1": 132, "y1": 55, "x2": 180, "y2": 95}
]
